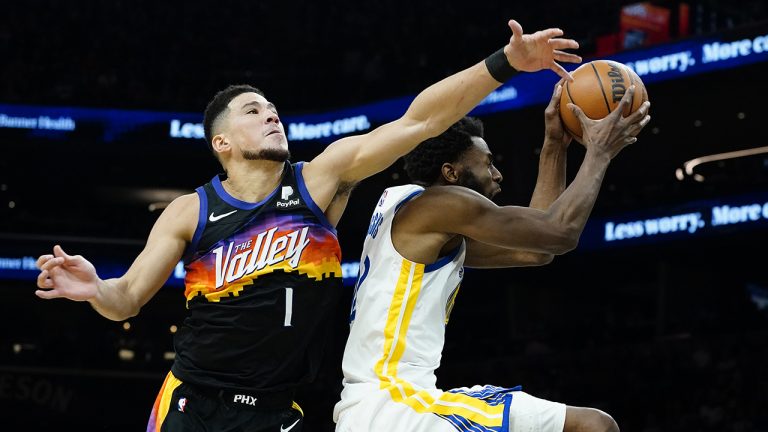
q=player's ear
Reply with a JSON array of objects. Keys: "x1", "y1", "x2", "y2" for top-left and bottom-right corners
[
  {"x1": 211, "y1": 134, "x2": 230, "y2": 155},
  {"x1": 440, "y1": 162, "x2": 460, "y2": 185}
]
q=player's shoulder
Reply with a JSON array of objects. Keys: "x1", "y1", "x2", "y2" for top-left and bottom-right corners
[
  {"x1": 158, "y1": 193, "x2": 200, "y2": 223},
  {"x1": 152, "y1": 193, "x2": 200, "y2": 240},
  {"x1": 169, "y1": 192, "x2": 200, "y2": 211},
  {"x1": 418, "y1": 185, "x2": 487, "y2": 204},
  {"x1": 396, "y1": 186, "x2": 492, "y2": 223}
]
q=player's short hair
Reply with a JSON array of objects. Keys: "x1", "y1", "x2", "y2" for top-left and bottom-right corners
[
  {"x1": 403, "y1": 116, "x2": 485, "y2": 185},
  {"x1": 203, "y1": 84, "x2": 265, "y2": 155}
]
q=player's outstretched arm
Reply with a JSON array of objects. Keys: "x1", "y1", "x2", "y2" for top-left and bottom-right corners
[
  {"x1": 303, "y1": 20, "x2": 581, "y2": 198},
  {"x1": 35, "y1": 194, "x2": 197, "y2": 321}
]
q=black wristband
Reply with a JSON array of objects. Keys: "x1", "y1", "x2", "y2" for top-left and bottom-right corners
[{"x1": 484, "y1": 48, "x2": 518, "y2": 83}]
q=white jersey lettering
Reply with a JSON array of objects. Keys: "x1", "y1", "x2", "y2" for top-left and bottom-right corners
[{"x1": 214, "y1": 226, "x2": 312, "y2": 289}]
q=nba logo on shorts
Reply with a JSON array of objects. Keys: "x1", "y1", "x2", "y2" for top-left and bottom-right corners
[{"x1": 177, "y1": 397, "x2": 187, "y2": 412}]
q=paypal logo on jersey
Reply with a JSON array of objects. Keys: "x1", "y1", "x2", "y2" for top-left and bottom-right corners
[
  {"x1": 281, "y1": 186, "x2": 294, "y2": 200},
  {"x1": 277, "y1": 186, "x2": 300, "y2": 208}
]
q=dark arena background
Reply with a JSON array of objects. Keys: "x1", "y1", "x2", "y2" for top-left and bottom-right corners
[{"x1": 2, "y1": 1, "x2": 768, "y2": 430}]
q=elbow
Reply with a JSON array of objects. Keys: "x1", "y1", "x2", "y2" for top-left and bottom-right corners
[
  {"x1": 122, "y1": 299, "x2": 143, "y2": 321},
  {"x1": 549, "y1": 228, "x2": 581, "y2": 255},
  {"x1": 99, "y1": 294, "x2": 142, "y2": 322},
  {"x1": 520, "y1": 253, "x2": 555, "y2": 267},
  {"x1": 125, "y1": 306, "x2": 141, "y2": 320},
  {"x1": 408, "y1": 115, "x2": 444, "y2": 140},
  {"x1": 422, "y1": 119, "x2": 444, "y2": 139},
  {"x1": 104, "y1": 307, "x2": 140, "y2": 322},
  {"x1": 560, "y1": 237, "x2": 580, "y2": 255},
  {"x1": 536, "y1": 254, "x2": 555, "y2": 266}
]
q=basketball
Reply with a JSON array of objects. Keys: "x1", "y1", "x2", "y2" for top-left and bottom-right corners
[{"x1": 559, "y1": 59, "x2": 649, "y2": 138}]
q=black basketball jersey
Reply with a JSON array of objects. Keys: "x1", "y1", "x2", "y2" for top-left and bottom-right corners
[{"x1": 171, "y1": 161, "x2": 343, "y2": 392}]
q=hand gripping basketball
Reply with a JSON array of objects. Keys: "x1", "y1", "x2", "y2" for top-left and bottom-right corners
[
  {"x1": 568, "y1": 85, "x2": 651, "y2": 160},
  {"x1": 559, "y1": 60, "x2": 649, "y2": 138}
]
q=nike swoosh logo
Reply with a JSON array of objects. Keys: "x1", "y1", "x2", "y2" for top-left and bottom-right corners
[
  {"x1": 280, "y1": 418, "x2": 300, "y2": 432},
  {"x1": 208, "y1": 210, "x2": 237, "y2": 222}
]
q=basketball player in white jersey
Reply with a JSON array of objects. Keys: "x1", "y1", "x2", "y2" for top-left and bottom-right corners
[{"x1": 334, "y1": 83, "x2": 651, "y2": 432}]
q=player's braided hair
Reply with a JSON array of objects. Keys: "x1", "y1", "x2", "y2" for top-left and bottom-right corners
[
  {"x1": 403, "y1": 116, "x2": 484, "y2": 186},
  {"x1": 203, "y1": 84, "x2": 265, "y2": 155}
]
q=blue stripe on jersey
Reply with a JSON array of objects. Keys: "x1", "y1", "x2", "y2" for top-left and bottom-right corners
[
  {"x1": 184, "y1": 186, "x2": 208, "y2": 264},
  {"x1": 437, "y1": 414, "x2": 498, "y2": 432},
  {"x1": 501, "y1": 393, "x2": 512, "y2": 432},
  {"x1": 295, "y1": 162, "x2": 336, "y2": 233},
  {"x1": 394, "y1": 190, "x2": 423, "y2": 213},
  {"x1": 349, "y1": 255, "x2": 371, "y2": 323},
  {"x1": 446, "y1": 385, "x2": 521, "y2": 406},
  {"x1": 211, "y1": 174, "x2": 280, "y2": 210},
  {"x1": 436, "y1": 386, "x2": 522, "y2": 432},
  {"x1": 425, "y1": 243, "x2": 463, "y2": 273}
]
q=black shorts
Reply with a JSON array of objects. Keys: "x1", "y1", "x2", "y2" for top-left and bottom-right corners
[{"x1": 147, "y1": 372, "x2": 304, "y2": 432}]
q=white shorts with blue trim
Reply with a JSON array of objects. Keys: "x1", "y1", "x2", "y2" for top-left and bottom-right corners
[{"x1": 335, "y1": 384, "x2": 566, "y2": 432}]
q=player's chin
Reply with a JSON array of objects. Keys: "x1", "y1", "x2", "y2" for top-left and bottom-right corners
[
  {"x1": 488, "y1": 187, "x2": 501, "y2": 199},
  {"x1": 271, "y1": 135, "x2": 289, "y2": 147}
]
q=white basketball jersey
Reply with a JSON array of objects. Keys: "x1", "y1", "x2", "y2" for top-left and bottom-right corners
[{"x1": 334, "y1": 185, "x2": 466, "y2": 420}]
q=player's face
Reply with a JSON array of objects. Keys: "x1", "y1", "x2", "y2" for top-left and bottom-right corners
[
  {"x1": 224, "y1": 92, "x2": 289, "y2": 162},
  {"x1": 456, "y1": 137, "x2": 503, "y2": 199}
]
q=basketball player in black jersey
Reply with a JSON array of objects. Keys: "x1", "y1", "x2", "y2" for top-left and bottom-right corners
[{"x1": 34, "y1": 19, "x2": 582, "y2": 432}]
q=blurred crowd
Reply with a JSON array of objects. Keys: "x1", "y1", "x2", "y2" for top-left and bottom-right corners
[{"x1": 1, "y1": 0, "x2": 766, "y2": 113}]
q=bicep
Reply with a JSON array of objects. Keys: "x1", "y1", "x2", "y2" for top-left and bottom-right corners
[{"x1": 122, "y1": 195, "x2": 196, "y2": 307}]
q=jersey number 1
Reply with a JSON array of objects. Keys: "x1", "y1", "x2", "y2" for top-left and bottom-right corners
[{"x1": 284, "y1": 288, "x2": 293, "y2": 327}]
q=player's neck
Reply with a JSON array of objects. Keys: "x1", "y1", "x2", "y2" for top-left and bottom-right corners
[{"x1": 221, "y1": 160, "x2": 284, "y2": 203}]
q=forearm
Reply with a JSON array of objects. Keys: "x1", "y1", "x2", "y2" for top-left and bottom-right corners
[
  {"x1": 465, "y1": 241, "x2": 554, "y2": 268},
  {"x1": 404, "y1": 61, "x2": 502, "y2": 137},
  {"x1": 529, "y1": 139, "x2": 568, "y2": 210},
  {"x1": 545, "y1": 151, "x2": 610, "y2": 248},
  {"x1": 88, "y1": 277, "x2": 142, "y2": 321}
]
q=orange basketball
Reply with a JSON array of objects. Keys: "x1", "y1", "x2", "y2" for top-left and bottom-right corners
[{"x1": 559, "y1": 60, "x2": 649, "y2": 138}]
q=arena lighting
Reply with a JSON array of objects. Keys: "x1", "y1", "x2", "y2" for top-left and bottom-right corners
[
  {"x1": 148, "y1": 202, "x2": 169, "y2": 212},
  {"x1": 118, "y1": 349, "x2": 135, "y2": 361},
  {"x1": 11, "y1": 343, "x2": 37, "y2": 354},
  {"x1": 676, "y1": 146, "x2": 768, "y2": 181},
  {"x1": 130, "y1": 188, "x2": 189, "y2": 204}
]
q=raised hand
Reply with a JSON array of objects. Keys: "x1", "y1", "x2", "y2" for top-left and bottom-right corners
[
  {"x1": 36, "y1": 245, "x2": 100, "y2": 302},
  {"x1": 569, "y1": 85, "x2": 651, "y2": 160},
  {"x1": 543, "y1": 79, "x2": 572, "y2": 148},
  {"x1": 504, "y1": 20, "x2": 581, "y2": 81}
]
